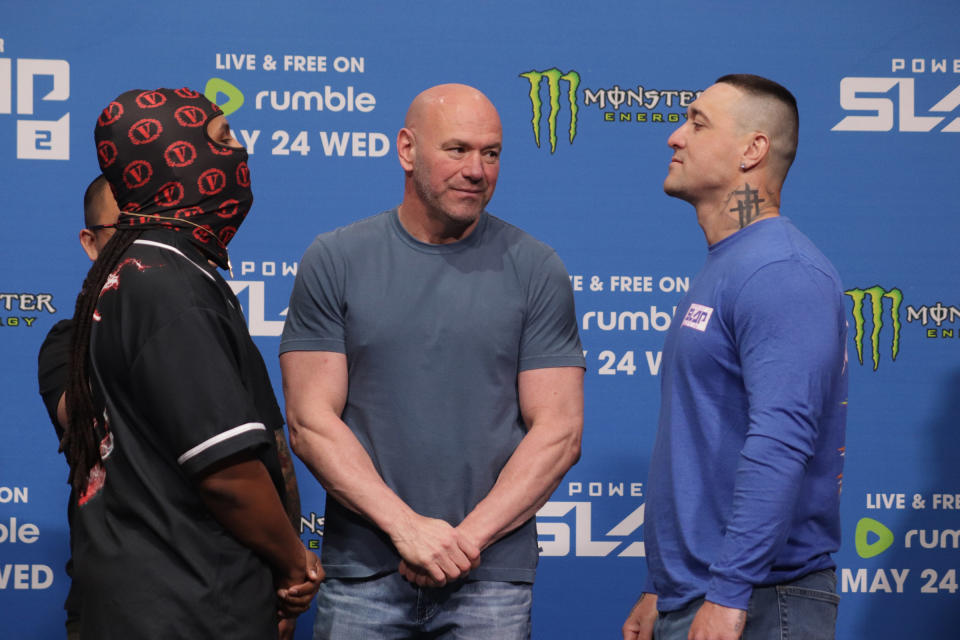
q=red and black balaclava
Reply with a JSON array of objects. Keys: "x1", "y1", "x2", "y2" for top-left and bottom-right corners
[{"x1": 94, "y1": 87, "x2": 252, "y2": 270}]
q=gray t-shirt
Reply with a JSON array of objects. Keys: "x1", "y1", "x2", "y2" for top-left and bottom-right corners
[{"x1": 280, "y1": 209, "x2": 584, "y2": 582}]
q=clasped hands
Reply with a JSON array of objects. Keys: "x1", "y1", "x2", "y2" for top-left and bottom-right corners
[{"x1": 392, "y1": 513, "x2": 482, "y2": 588}]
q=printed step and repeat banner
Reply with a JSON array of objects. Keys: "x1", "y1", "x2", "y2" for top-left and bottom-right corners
[{"x1": 2, "y1": 1, "x2": 958, "y2": 637}]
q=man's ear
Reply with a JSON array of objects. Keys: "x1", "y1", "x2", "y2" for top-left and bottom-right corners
[
  {"x1": 397, "y1": 127, "x2": 416, "y2": 173},
  {"x1": 79, "y1": 229, "x2": 99, "y2": 261},
  {"x1": 740, "y1": 131, "x2": 769, "y2": 171}
]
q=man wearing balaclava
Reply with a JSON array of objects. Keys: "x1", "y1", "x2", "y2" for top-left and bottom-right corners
[{"x1": 61, "y1": 88, "x2": 321, "y2": 639}]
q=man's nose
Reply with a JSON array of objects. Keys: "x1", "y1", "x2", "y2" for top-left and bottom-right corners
[
  {"x1": 461, "y1": 152, "x2": 484, "y2": 181},
  {"x1": 667, "y1": 126, "x2": 683, "y2": 149}
]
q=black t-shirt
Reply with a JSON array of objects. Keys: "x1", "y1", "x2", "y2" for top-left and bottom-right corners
[
  {"x1": 37, "y1": 318, "x2": 81, "y2": 621},
  {"x1": 74, "y1": 230, "x2": 286, "y2": 639},
  {"x1": 38, "y1": 318, "x2": 73, "y2": 440}
]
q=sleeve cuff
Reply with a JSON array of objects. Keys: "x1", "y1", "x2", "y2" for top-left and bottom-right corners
[
  {"x1": 642, "y1": 571, "x2": 657, "y2": 596},
  {"x1": 278, "y1": 337, "x2": 346, "y2": 355},
  {"x1": 706, "y1": 576, "x2": 754, "y2": 610},
  {"x1": 518, "y1": 353, "x2": 586, "y2": 371},
  {"x1": 178, "y1": 422, "x2": 271, "y2": 477}
]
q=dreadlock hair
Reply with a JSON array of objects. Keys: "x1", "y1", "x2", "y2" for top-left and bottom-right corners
[{"x1": 62, "y1": 226, "x2": 142, "y2": 493}]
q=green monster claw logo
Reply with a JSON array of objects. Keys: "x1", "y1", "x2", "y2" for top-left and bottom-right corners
[
  {"x1": 204, "y1": 78, "x2": 245, "y2": 116},
  {"x1": 845, "y1": 286, "x2": 903, "y2": 370},
  {"x1": 519, "y1": 68, "x2": 580, "y2": 153}
]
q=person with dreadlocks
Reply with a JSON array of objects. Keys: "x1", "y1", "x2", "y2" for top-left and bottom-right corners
[
  {"x1": 37, "y1": 174, "x2": 118, "y2": 640},
  {"x1": 61, "y1": 88, "x2": 321, "y2": 639},
  {"x1": 39, "y1": 174, "x2": 310, "y2": 639}
]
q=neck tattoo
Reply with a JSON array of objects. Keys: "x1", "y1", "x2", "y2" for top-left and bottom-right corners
[{"x1": 729, "y1": 183, "x2": 765, "y2": 228}]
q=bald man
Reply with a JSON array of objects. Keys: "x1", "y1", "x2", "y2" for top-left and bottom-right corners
[
  {"x1": 623, "y1": 75, "x2": 847, "y2": 640},
  {"x1": 281, "y1": 83, "x2": 585, "y2": 639}
]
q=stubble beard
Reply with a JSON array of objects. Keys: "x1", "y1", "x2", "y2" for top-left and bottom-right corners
[{"x1": 413, "y1": 165, "x2": 485, "y2": 231}]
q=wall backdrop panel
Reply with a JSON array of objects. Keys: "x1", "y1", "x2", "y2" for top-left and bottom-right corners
[{"x1": 2, "y1": 2, "x2": 958, "y2": 637}]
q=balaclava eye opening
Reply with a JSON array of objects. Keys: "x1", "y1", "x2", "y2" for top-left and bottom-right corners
[{"x1": 94, "y1": 87, "x2": 253, "y2": 269}]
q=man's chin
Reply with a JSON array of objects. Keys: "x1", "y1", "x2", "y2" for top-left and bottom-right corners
[
  {"x1": 444, "y1": 203, "x2": 484, "y2": 224},
  {"x1": 663, "y1": 179, "x2": 692, "y2": 203},
  {"x1": 663, "y1": 179, "x2": 682, "y2": 198}
]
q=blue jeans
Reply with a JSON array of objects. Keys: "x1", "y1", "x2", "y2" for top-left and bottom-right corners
[
  {"x1": 654, "y1": 569, "x2": 839, "y2": 640},
  {"x1": 312, "y1": 572, "x2": 532, "y2": 639}
]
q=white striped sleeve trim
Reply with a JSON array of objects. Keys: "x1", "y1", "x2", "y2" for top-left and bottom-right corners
[{"x1": 177, "y1": 422, "x2": 268, "y2": 465}]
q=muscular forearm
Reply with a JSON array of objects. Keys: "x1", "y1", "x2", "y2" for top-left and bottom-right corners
[
  {"x1": 459, "y1": 415, "x2": 581, "y2": 550},
  {"x1": 291, "y1": 411, "x2": 480, "y2": 584},
  {"x1": 198, "y1": 456, "x2": 305, "y2": 584},
  {"x1": 289, "y1": 411, "x2": 418, "y2": 537},
  {"x1": 282, "y1": 351, "x2": 416, "y2": 536},
  {"x1": 458, "y1": 366, "x2": 583, "y2": 550},
  {"x1": 274, "y1": 430, "x2": 302, "y2": 529},
  {"x1": 281, "y1": 350, "x2": 479, "y2": 585}
]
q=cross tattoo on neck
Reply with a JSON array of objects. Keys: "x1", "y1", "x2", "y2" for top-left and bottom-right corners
[{"x1": 730, "y1": 183, "x2": 765, "y2": 228}]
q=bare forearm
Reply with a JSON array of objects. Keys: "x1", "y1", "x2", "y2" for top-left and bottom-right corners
[
  {"x1": 292, "y1": 412, "x2": 480, "y2": 584},
  {"x1": 199, "y1": 457, "x2": 304, "y2": 582},
  {"x1": 459, "y1": 366, "x2": 584, "y2": 550},
  {"x1": 281, "y1": 350, "x2": 477, "y2": 583},
  {"x1": 274, "y1": 430, "x2": 302, "y2": 529},
  {"x1": 459, "y1": 419, "x2": 581, "y2": 549},
  {"x1": 282, "y1": 351, "x2": 416, "y2": 537},
  {"x1": 289, "y1": 413, "x2": 416, "y2": 537}
]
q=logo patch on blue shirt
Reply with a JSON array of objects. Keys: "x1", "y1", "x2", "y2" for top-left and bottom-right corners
[{"x1": 681, "y1": 303, "x2": 713, "y2": 332}]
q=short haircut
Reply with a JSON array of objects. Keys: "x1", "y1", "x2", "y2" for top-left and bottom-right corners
[
  {"x1": 83, "y1": 175, "x2": 112, "y2": 228},
  {"x1": 716, "y1": 74, "x2": 799, "y2": 180}
]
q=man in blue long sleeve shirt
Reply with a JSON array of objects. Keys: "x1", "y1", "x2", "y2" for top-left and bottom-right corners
[{"x1": 623, "y1": 74, "x2": 847, "y2": 640}]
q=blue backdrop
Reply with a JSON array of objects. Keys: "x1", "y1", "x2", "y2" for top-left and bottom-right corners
[{"x1": 2, "y1": 1, "x2": 959, "y2": 637}]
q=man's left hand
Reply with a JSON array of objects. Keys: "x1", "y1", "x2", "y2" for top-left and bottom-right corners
[{"x1": 688, "y1": 601, "x2": 746, "y2": 640}]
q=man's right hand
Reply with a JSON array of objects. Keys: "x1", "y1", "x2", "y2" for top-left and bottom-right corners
[
  {"x1": 391, "y1": 513, "x2": 480, "y2": 587},
  {"x1": 282, "y1": 352, "x2": 482, "y2": 588},
  {"x1": 622, "y1": 593, "x2": 658, "y2": 640},
  {"x1": 277, "y1": 546, "x2": 324, "y2": 618}
]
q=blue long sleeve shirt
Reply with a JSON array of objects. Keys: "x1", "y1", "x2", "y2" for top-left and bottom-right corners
[{"x1": 644, "y1": 217, "x2": 848, "y2": 611}]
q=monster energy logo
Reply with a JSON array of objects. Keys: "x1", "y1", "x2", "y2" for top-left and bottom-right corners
[
  {"x1": 519, "y1": 68, "x2": 580, "y2": 153},
  {"x1": 846, "y1": 286, "x2": 903, "y2": 370}
]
